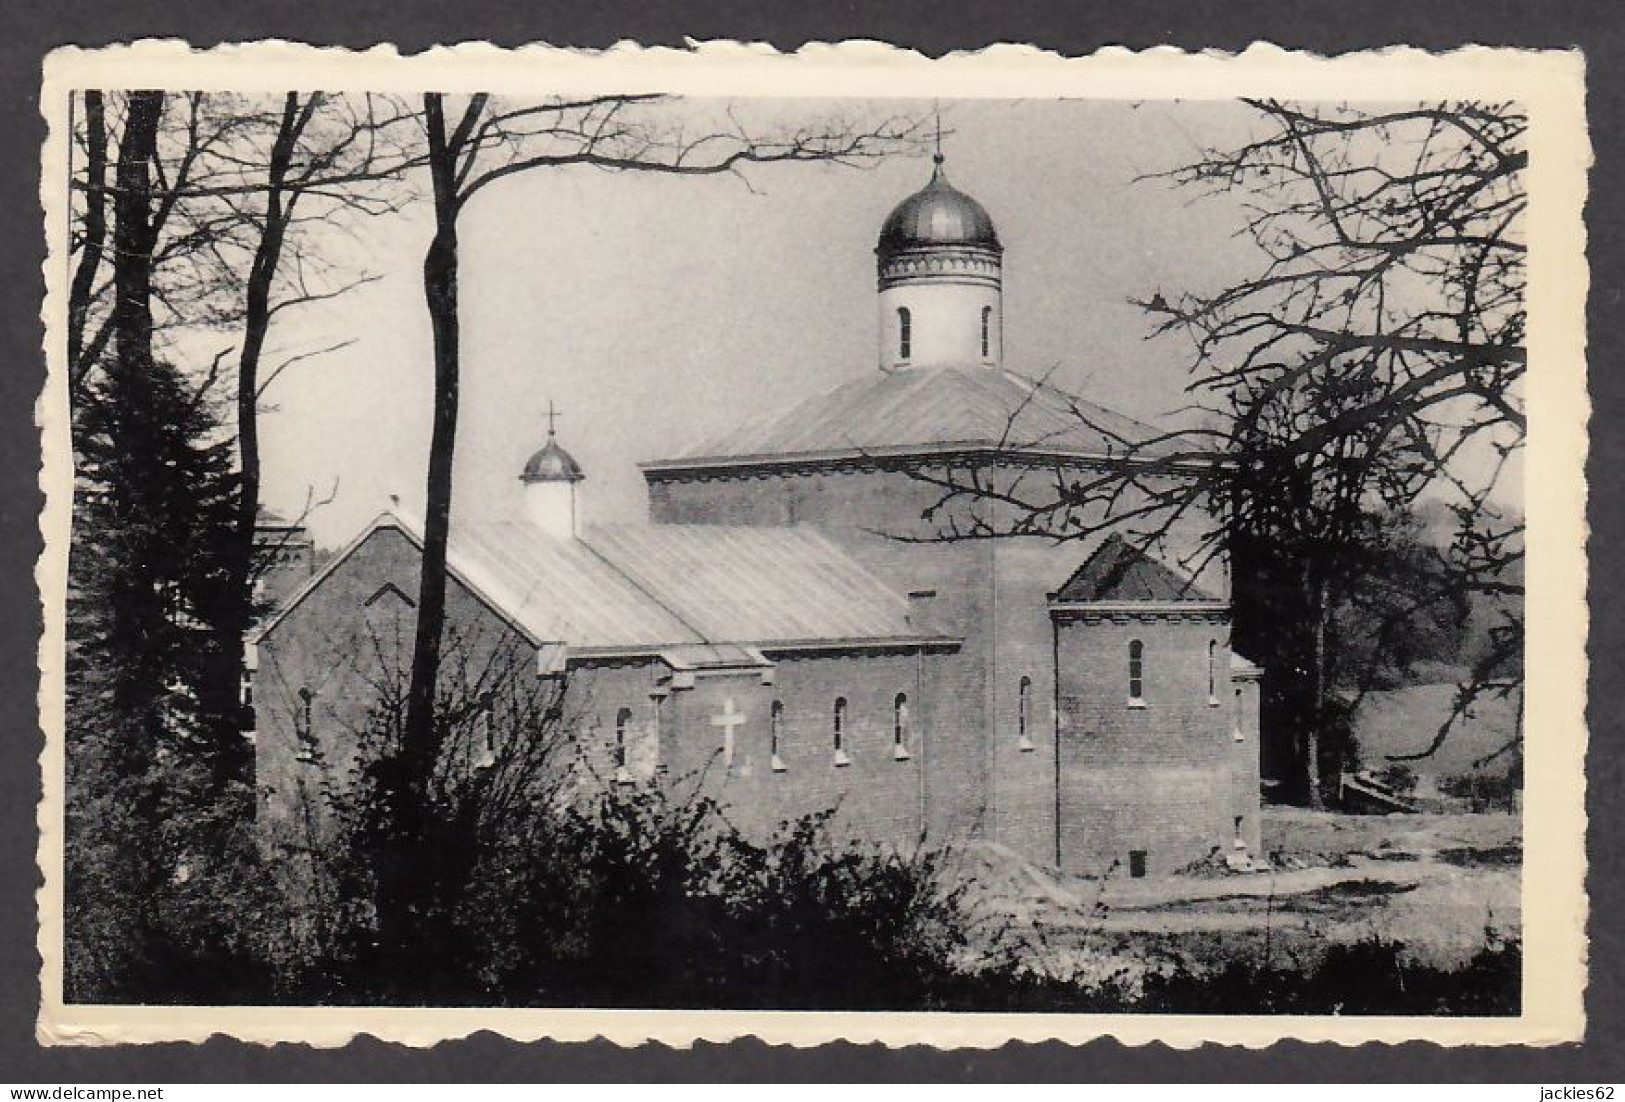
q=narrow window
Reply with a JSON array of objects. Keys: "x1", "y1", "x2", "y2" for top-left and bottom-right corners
[
  {"x1": 614, "y1": 707, "x2": 633, "y2": 771},
  {"x1": 980, "y1": 306, "x2": 992, "y2": 358},
  {"x1": 1018, "y1": 675, "x2": 1034, "y2": 750},
  {"x1": 295, "y1": 688, "x2": 316, "y2": 764},
  {"x1": 770, "y1": 700, "x2": 786, "y2": 771},
  {"x1": 238, "y1": 670, "x2": 256, "y2": 732},
  {"x1": 893, "y1": 693, "x2": 910, "y2": 759},
  {"x1": 1207, "y1": 640, "x2": 1218, "y2": 703},
  {"x1": 1128, "y1": 639, "x2": 1144, "y2": 702},
  {"x1": 472, "y1": 697, "x2": 496, "y2": 769},
  {"x1": 897, "y1": 307, "x2": 912, "y2": 360},
  {"x1": 833, "y1": 696, "x2": 850, "y2": 765},
  {"x1": 1129, "y1": 850, "x2": 1148, "y2": 879}
]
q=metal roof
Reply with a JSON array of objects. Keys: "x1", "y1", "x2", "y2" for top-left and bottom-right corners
[
  {"x1": 878, "y1": 158, "x2": 1001, "y2": 256},
  {"x1": 661, "y1": 365, "x2": 1172, "y2": 467},
  {"x1": 448, "y1": 520, "x2": 698, "y2": 649},
  {"x1": 256, "y1": 512, "x2": 951, "y2": 656},
  {"x1": 579, "y1": 523, "x2": 922, "y2": 646},
  {"x1": 519, "y1": 437, "x2": 585, "y2": 484}
]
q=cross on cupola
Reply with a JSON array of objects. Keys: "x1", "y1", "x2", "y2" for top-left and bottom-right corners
[{"x1": 519, "y1": 398, "x2": 586, "y2": 538}]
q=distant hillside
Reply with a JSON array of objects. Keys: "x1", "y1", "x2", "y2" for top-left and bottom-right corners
[{"x1": 1351, "y1": 683, "x2": 1520, "y2": 779}]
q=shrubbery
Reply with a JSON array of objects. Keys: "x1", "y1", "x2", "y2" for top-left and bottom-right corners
[{"x1": 68, "y1": 671, "x2": 1522, "y2": 1014}]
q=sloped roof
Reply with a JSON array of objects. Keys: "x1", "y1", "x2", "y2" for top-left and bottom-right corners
[
  {"x1": 657, "y1": 365, "x2": 1171, "y2": 467},
  {"x1": 253, "y1": 511, "x2": 938, "y2": 656},
  {"x1": 449, "y1": 521, "x2": 696, "y2": 649},
  {"x1": 579, "y1": 523, "x2": 920, "y2": 646},
  {"x1": 1051, "y1": 534, "x2": 1218, "y2": 604}
]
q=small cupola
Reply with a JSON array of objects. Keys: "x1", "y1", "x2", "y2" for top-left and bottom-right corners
[
  {"x1": 875, "y1": 150, "x2": 1004, "y2": 372},
  {"x1": 519, "y1": 403, "x2": 584, "y2": 539}
]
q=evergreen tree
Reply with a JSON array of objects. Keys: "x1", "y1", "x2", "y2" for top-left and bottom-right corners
[
  {"x1": 64, "y1": 90, "x2": 255, "y2": 999},
  {"x1": 66, "y1": 354, "x2": 243, "y2": 1000}
]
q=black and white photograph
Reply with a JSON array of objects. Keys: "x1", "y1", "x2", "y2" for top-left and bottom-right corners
[{"x1": 35, "y1": 44, "x2": 1589, "y2": 1047}]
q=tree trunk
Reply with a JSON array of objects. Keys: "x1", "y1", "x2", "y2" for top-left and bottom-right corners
[
  {"x1": 404, "y1": 95, "x2": 461, "y2": 786},
  {"x1": 376, "y1": 93, "x2": 463, "y2": 987},
  {"x1": 111, "y1": 93, "x2": 161, "y2": 377},
  {"x1": 1305, "y1": 562, "x2": 1329, "y2": 811},
  {"x1": 211, "y1": 93, "x2": 304, "y2": 786},
  {"x1": 68, "y1": 90, "x2": 107, "y2": 393},
  {"x1": 105, "y1": 92, "x2": 165, "y2": 767}
]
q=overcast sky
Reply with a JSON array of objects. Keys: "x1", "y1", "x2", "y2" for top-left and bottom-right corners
[{"x1": 254, "y1": 99, "x2": 1279, "y2": 547}]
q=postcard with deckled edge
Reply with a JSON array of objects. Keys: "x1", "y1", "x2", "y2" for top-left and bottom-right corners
[{"x1": 35, "y1": 41, "x2": 1589, "y2": 1048}]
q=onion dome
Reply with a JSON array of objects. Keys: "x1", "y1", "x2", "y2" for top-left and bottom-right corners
[
  {"x1": 520, "y1": 431, "x2": 585, "y2": 484},
  {"x1": 877, "y1": 155, "x2": 1001, "y2": 258}
]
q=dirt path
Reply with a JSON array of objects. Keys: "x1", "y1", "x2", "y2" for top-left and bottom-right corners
[{"x1": 959, "y1": 810, "x2": 1521, "y2": 973}]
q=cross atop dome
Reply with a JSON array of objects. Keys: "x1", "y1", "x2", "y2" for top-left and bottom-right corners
[
  {"x1": 521, "y1": 401, "x2": 584, "y2": 486},
  {"x1": 520, "y1": 400, "x2": 584, "y2": 538}
]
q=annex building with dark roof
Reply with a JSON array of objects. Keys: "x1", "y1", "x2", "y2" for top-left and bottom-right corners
[{"x1": 248, "y1": 155, "x2": 1264, "y2": 878}]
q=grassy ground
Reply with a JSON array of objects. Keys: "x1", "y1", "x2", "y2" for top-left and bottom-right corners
[{"x1": 957, "y1": 808, "x2": 1520, "y2": 989}]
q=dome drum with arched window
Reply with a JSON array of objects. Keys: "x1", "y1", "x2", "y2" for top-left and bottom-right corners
[{"x1": 876, "y1": 154, "x2": 1005, "y2": 372}]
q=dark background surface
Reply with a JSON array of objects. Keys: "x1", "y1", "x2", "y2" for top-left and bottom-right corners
[{"x1": 0, "y1": 1, "x2": 1618, "y2": 1082}]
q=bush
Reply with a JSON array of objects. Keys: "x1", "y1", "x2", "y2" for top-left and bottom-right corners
[
  {"x1": 342, "y1": 780, "x2": 980, "y2": 1009},
  {"x1": 1134, "y1": 936, "x2": 1520, "y2": 1016}
]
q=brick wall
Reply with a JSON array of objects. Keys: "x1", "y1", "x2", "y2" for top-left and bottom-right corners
[
  {"x1": 645, "y1": 459, "x2": 1229, "y2": 599},
  {"x1": 253, "y1": 524, "x2": 535, "y2": 844},
  {"x1": 1053, "y1": 608, "x2": 1259, "y2": 876},
  {"x1": 645, "y1": 459, "x2": 1240, "y2": 869},
  {"x1": 653, "y1": 651, "x2": 934, "y2": 848},
  {"x1": 253, "y1": 522, "x2": 972, "y2": 857},
  {"x1": 256, "y1": 463, "x2": 1260, "y2": 879},
  {"x1": 987, "y1": 540, "x2": 1077, "y2": 866}
]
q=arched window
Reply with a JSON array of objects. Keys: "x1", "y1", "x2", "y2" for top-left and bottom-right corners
[
  {"x1": 1207, "y1": 640, "x2": 1218, "y2": 703},
  {"x1": 1018, "y1": 675, "x2": 1034, "y2": 749},
  {"x1": 1128, "y1": 640, "x2": 1145, "y2": 702},
  {"x1": 893, "y1": 693, "x2": 910, "y2": 759},
  {"x1": 981, "y1": 306, "x2": 992, "y2": 358},
  {"x1": 897, "y1": 307, "x2": 912, "y2": 360},
  {"x1": 295, "y1": 688, "x2": 317, "y2": 764},
  {"x1": 614, "y1": 707, "x2": 633, "y2": 770},
  {"x1": 770, "y1": 700, "x2": 785, "y2": 770}
]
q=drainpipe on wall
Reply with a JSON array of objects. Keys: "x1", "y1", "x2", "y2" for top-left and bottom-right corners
[
  {"x1": 916, "y1": 642, "x2": 927, "y2": 840},
  {"x1": 1052, "y1": 613, "x2": 1062, "y2": 870}
]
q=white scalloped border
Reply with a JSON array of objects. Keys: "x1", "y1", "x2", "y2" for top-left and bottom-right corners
[{"x1": 34, "y1": 38, "x2": 1591, "y2": 1050}]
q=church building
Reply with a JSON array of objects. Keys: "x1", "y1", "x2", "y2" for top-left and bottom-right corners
[{"x1": 249, "y1": 153, "x2": 1264, "y2": 878}]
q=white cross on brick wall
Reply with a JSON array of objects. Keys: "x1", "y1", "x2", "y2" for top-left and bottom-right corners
[{"x1": 710, "y1": 696, "x2": 747, "y2": 768}]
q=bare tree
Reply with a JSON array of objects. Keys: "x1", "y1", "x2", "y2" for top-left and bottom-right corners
[
  {"x1": 68, "y1": 90, "x2": 420, "y2": 774},
  {"x1": 903, "y1": 100, "x2": 1526, "y2": 802},
  {"x1": 391, "y1": 96, "x2": 923, "y2": 946}
]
